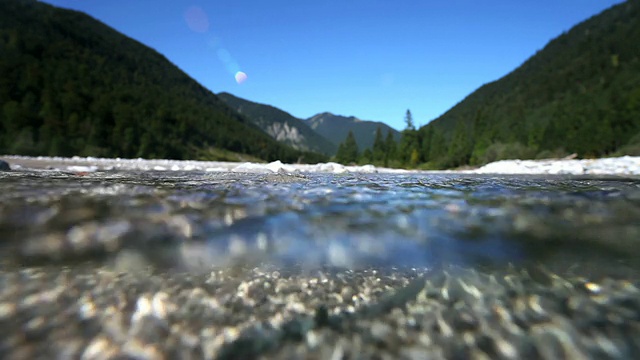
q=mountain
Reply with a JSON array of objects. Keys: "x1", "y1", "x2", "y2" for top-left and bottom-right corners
[
  {"x1": 0, "y1": 0, "x2": 326, "y2": 163},
  {"x1": 418, "y1": 1, "x2": 640, "y2": 169},
  {"x1": 306, "y1": 113, "x2": 401, "y2": 151},
  {"x1": 217, "y1": 93, "x2": 337, "y2": 155}
]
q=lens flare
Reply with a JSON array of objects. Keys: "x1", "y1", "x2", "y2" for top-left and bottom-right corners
[
  {"x1": 235, "y1": 71, "x2": 248, "y2": 84},
  {"x1": 184, "y1": 6, "x2": 209, "y2": 33},
  {"x1": 216, "y1": 48, "x2": 232, "y2": 63},
  {"x1": 183, "y1": 7, "x2": 247, "y2": 85}
]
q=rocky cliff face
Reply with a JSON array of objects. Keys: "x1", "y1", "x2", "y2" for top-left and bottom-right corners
[
  {"x1": 267, "y1": 122, "x2": 303, "y2": 146},
  {"x1": 218, "y1": 93, "x2": 337, "y2": 155}
]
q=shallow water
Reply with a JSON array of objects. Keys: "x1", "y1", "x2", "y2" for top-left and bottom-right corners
[{"x1": 1, "y1": 170, "x2": 639, "y2": 278}]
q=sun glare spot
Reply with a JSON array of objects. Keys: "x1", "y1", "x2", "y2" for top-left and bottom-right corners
[
  {"x1": 235, "y1": 71, "x2": 248, "y2": 84},
  {"x1": 184, "y1": 6, "x2": 209, "y2": 33}
]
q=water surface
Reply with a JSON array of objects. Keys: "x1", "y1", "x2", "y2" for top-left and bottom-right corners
[{"x1": 1, "y1": 170, "x2": 639, "y2": 278}]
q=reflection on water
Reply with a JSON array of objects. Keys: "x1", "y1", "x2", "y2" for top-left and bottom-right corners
[{"x1": 0, "y1": 170, "x2": 639, "y2": 278}]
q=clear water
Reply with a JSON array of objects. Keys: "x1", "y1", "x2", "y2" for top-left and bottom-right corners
[{"x1": 1, "y1": 170, "x2": 639, "y2": 278}]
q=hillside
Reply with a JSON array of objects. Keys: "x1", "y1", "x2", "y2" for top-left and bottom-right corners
[
  {"x1": 306, "y1": 113, "x2": 400, "y2": 151},
  {"x1": 0, "y1": 0, "x2": 325, "y2": 163},
  {"x1": 217, "y1": 93, "x2": 337, "y2": 155},
  {"x1": 418, "y1": 0, "x2": 640, "y2": 169}
]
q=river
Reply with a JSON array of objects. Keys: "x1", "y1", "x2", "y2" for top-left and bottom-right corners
[{"x1": 0, "y1": 164, "x2": 639, "y2": 358}]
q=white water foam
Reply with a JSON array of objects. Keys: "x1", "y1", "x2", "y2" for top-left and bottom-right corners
[{"x1": 2, "y1": 155, "x2": 639, "y2": 175}]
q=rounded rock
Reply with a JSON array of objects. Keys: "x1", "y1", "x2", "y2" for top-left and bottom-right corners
[{"x1": 0, "y1": 159, "x2": 10, "y2": 171}]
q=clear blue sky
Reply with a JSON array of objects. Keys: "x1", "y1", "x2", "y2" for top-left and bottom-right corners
[{"x1": 41, "y1": 0, "x2": 624, "y2": 130}]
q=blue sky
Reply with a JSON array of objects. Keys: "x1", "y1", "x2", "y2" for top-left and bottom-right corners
[{"x1": 41, "y1": 0, "x2": 624, "y2": 130}]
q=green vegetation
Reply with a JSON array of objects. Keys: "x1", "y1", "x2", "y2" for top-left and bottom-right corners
[
  {"x1": 411, "y1": 1, "x2": 640, "y2": 169},
  {"x1": 0, "y1": 0, "x2": 325, "y2": 163}
]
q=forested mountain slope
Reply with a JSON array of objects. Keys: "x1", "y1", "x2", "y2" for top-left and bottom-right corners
[
  {"x1": 418, "y1": 0, "x2": 640, "y2": 168},
  {"x1": 306, "y1": 113, "x2": 400, "y2": 150},
  {"x1": 0, "y1": 0, "x2": 324, "y2": 162},
  {"x1": 218, "y1": 93, "x2": 337, "y2": 155}
]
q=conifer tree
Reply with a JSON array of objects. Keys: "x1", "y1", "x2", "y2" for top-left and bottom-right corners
[
  {"x1": 399, "y1": 109, "x2": 419, "y2": 166},
  {"x1": 404, "y1": 109, "x2": 415, "y2": 130},
  {"x1": 372, "y1": 126, "x2": 386, "y2": 163},
  {"x1": 384, "y1": 130, "x2": 397, "y2": 167},
  {"x1": 335, "y1": 130, "x2": 359, "y2": 164}
]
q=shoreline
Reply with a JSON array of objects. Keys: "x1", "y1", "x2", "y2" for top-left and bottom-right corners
[{"x1": 1, "y1": 154, "x2": 640, "y2": 176}]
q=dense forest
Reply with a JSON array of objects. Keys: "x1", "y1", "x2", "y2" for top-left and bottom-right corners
[
  {"x1": 406, "y1": 0, "x2": 640, "y2": 169},
  {"x1": 0, "y1": 0, "x2": 326, "y2": 163}
]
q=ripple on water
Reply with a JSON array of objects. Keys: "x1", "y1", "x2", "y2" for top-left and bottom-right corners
[{"x1": 0, "y1": 171, "x2": 639, "y2": 277}]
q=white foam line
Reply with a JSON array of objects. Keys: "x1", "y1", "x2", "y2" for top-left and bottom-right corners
[
  {"x1": 2, "y1": 155, "x2": 639, "y2": 175},
  {"x1": 1, "y1": 155, "x2": 410, "y2": 174}
]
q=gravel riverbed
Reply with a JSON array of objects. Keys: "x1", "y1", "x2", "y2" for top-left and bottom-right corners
[
  {"x1": 1, "y1": 156, "x2": 639, "y2": 359},
  {"x1": 2, "y1": 264, "x2": 639, "y2": 360}
]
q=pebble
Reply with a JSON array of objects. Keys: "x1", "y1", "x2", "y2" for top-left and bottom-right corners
[{"x1": 0, "y1": 265, "x2": 638, "y2": 359}]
